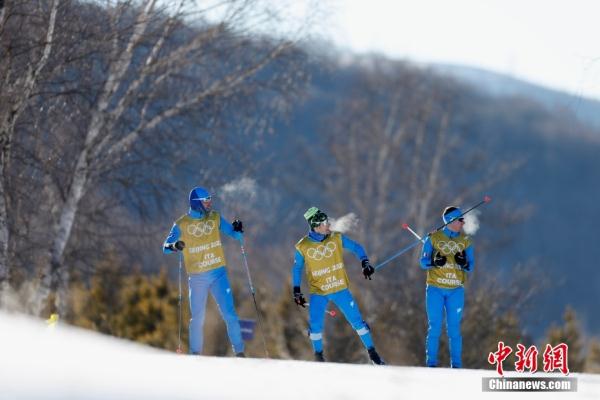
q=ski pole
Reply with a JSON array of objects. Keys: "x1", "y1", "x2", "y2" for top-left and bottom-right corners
[
  {"x1": 402, "y1": 223, "x2": 424, "y2": 241},
  {"x1": 305, "y1": 303, "x2": 337, "y2": 317},
  {"x1": 374, "y1": 240, "x2": 422, "y2": 271},
  {"x1": 239, "y1": 239, "x2": 270, "y2": 358},
  {"x1": 177, "y1": 251, "x2": 184, "y2": 354},
  {"x1": 374, "y1": 195, "x2": 491, "y2": 271}
]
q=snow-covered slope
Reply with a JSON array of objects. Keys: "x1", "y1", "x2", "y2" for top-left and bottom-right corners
[{"x1": 1, "y1": 311, "x2": 598, "y2": 399}]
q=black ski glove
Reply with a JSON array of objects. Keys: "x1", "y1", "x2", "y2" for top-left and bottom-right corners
[
  {"x1": 433, "y1": 252, "x2": 446, "y2": 267},
  {"x1": 455, "y1": 250, "x2": 469, "y2": 270},
  {"x1": 293, "y1": 286, "x2": 307, "y2": 308},
  {"x1": 166, "y1": 240, "x2": 185, "y2": 252},
  {"x1": 362, "y1": 259, "x2": 375, "y2": 280},
  {"x1": 232, "y1": 219, "x2": 244, "y2": 233}
]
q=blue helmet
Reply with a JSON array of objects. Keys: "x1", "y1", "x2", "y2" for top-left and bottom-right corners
[
  {"x1": 189, "y1": 187, "x2": 211, "y2": 212},
  {"x1": 443, "y1": 206, "x2": 463, "y2": 224}
]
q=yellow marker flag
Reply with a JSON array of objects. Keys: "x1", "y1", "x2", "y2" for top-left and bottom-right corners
[{"x1": 46, "y1": 313, "x2": 59, "y2": 329}]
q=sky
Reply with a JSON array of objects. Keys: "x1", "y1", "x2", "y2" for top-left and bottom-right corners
[
  {"x1": 176, "y1": 0, "x2": 600, "y2": 99},
  {"x1": 1, "y1": 311, "x2": 597, "y2": 399},
  {"x1": 313, "y1": 0, "x2": 600, "y2": 100}
]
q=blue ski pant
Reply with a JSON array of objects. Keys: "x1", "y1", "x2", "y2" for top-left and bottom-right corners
[
  {"x1": 426, "y1": 285, "x2": 464, "y2": 368},
  {"x1": 308, "y1": 288, "x2": 374, "y2": 353},
  {"x1": 188, "y1": 266, "x2": 244, "y2": 354}
]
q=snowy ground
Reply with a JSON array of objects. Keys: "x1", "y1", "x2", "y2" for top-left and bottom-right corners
[{"x1": 1, "y1": 311, "x2": 598, "y2": 400}]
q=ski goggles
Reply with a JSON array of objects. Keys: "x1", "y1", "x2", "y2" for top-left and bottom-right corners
[{"x1": 309, "y1": 212, "x2": 329, "y2": 228}]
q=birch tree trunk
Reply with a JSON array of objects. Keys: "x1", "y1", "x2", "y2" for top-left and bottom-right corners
[{"x1": 0, "y1": 0, "x2": 59, "y2": 301}]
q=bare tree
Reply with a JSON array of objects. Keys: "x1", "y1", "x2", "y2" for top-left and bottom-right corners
[
  {"x1": 0, "y1": 0, "x2": 60, "y2": 299},
  {"x1": 20, "y1": 0, "x2": 311, "y2": 316},
  {"x1": 312, "y1": 58, "x2": 461, "y2": 260}
]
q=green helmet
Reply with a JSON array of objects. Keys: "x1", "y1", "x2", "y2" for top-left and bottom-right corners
[{"x1": 304, "y1": 206, "x2": 328, "y2": 229}]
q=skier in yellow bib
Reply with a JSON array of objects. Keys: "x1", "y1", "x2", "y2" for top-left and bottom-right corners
[
  {"x1": 163, "y1": 187, "x2": 245, "y2": 356},
  {"x1": 419, "y1": 206, "x2": 475, "y2": 368},
  {"x1": 292, "y1": 207, "x2": 384, "y2": 365}
]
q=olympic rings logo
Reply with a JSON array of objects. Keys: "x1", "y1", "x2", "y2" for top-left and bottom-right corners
[
  {"x1": 437, "y1": 241, "x2": 465, "y2": 255},
  {"x1": 187, "y1": 221, "x2": 215, "y2": 237},
  {"x1": 306, "y1": 242, "x2": 337, "y2": 261}
]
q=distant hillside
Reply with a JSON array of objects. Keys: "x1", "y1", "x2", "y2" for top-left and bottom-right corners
[{"x1": 431, "y1": 64, "x2": 600, "y2": 129}]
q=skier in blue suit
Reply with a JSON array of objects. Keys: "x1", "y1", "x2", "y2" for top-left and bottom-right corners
[
  {"x1": 292, "y1": 207, "x2": 384, "y2": 365},
  {"x1": 163, "y1": 187, "x2": 246, "y2": 356},
  {"x1": 420, "y1": 206, "x2": 475, "y2": 368}
]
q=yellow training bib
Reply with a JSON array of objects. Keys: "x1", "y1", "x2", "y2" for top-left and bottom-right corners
[
  {"x1": 176, "y1": 211, "x2": 227, "y2": 274},
  {"x1": 426, "y1": 230, "x2": 471, "y2": 289},
  {"x1": 296, "y1": 232, "x2": 349, "y2": 295}
]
